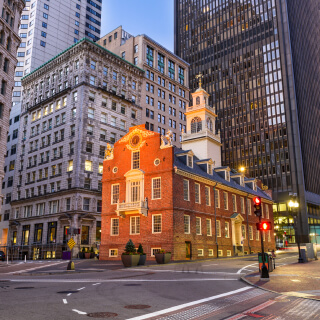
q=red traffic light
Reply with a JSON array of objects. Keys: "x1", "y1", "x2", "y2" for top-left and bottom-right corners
[
  {"x1": 256, "y1": 222, "x2": 272, "y2": 231},
  {"x1": 253, "y1": 196, "x2": 261, "y2": 205}
]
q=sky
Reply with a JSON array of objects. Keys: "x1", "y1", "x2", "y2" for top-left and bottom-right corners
[{"x1": 101, "y1": 0, "x2": 174, "y2": 52}]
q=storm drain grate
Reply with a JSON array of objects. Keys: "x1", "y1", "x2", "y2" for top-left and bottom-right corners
[
  {"x1": 124, "y1": 305, "x2": 151, "y2": 310},
  {"x1": 14, "y1": 287, "x2": 34, "y2": 290},
  {"x1": 87, "y1": 312, "x2": 118, "y2": 318},
  {"x1": 57, "y1": 291, "x2": 79, "y2": 294}
]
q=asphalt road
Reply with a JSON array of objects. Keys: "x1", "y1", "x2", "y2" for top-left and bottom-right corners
[{"x1": 0, "y1": 253, "x2": 319, "y2": 320}]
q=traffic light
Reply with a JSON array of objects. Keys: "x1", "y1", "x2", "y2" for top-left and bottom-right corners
[
  {"x1": 253, "y1": 196, "x2": 262, "y2": 216},
  {"x1": 256, "y1": 222, "x2": 272, "y2": 231}
]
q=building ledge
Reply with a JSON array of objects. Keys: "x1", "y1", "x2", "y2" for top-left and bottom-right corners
[{"x1": 116, "y1": 201, "x2": 148, "y2": 217}]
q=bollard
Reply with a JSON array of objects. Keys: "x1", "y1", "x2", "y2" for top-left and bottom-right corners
[
  {"x1": 7, "y1": 252, "x2": 8, "y2": 265},
  {"x1": 24, "y1": 255, "x2": 26, "y2": 263}
]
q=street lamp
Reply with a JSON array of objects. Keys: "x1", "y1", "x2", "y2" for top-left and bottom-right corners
[
  {"x1": 288, "y1": 199, "x2": 304, "y2": 263},
  {"x1": 239, "y1": 166, "x2": 245, "y2": 173}
]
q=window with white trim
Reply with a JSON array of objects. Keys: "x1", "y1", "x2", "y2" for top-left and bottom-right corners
[
  {"x1": 224, "y1": 192, "x2": 228, "y2": 210},
  {"x1": 152, "y1": 178, "x2": 161, "y2": 199},
  {"x1": 249, "y1": 226, "x2": 253, "y2": 240},
  {"x1": 208, "y1": 249, "x2": 214, "y2": 256},
  {"x1": 184, "y1": 215, "x2": 190, "y2": 234},
  {"x1": 198, "y1": 249, "x2": 204, "y2": 256},
  {"x1": 206, "y1": 219, "x2": 212, "y2": 236},
  {"x1": 195, "y1": 183, "x2": 200, "y2": 204},
  {"x1": 247, "y1": 198, "x2": 252, "y2": 215},
  {"x1": 111, "y1": 218, "x2": 119, "y2": 236},
  {"x1": 268, "y1": 230, "x2": 271, "y2": 242},
  {"x1": 261, "y1": 203, "x2": 264, "y2": 218},
  {"x1": 132, "y1": 151, "x2": 140, "y2": 169},
  {"x1": 266, "y1": 204, "x2": 269, "y2": 219},
  {"x1": 111, "y1": 184, "x2": 119, "y2": 204},
  {"x1": 218, "y1": 250, "x2": 223, "y2": 257},
  {"x1": 151, "y1": 248, "x2": 161, "y2": 257},
  {"x1": 109, "y1": 249, "x2": 118, "y2": 257},
  {"x1": 256, "y1": 230, "x2": 259, "y2": 240},
  {"x1": 152, "y1": 214, "x2": 162, "y2": 233},
  {"x1": 130, "y1": 216, "x2": 140, "y2": 234},
  {"x1": 187, "y1": 155, "x2": 193, "y2": 167},
  {"x1": 205, "y1": 186, "x2": 210, "y2": 206},
  {"x1": 240, "y1": 197, "x2": 245, "y2": 214},
  {"x1": 227, "y1": 250, "x2": 232, "y2": 256},
  {"x1": 232, "y1": 194, "x2": 237, "y2": 212},
  {"x1": 263, "y1": 231, "x2": 266, "y2": 241},
  {"x1": 183, "y1": 180, "x2": 189, "y2": 201},
  {"x1": 225, "y1": 221, "x2": 230, "y2": 238},
  {"x1": 215, "y1": 189, "x2": 220, "y2": 208},
  {"x1": 216, "y1": 220, "x2": 221, "y2": 237},
  {"x1": 196, "y1": 217, "x2": 201, "y2": 235},
  {"x1": 241, "y1": 225, "x2": 246, "y2": 239}
]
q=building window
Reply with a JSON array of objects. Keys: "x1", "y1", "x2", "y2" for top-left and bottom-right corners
[
  {"x1": 183, "y1": 180, "x2": 189, "y2": 201},
  {"x1": 132, "y1": 151, "x2": 140, "y2": 169},
  {"x1": 224, "y1": 192, "x2": 228, "y2": 210},
  {"x1": 111, "y1": 218, "x2": 119, "y2": 236},
  {"x1": 225, "y1": 222, "x2": 230, "y2": 238},
  {"x1": 216, "y1": 220, "x2": 221, "y2": 237},
  {"x1": 198, "y1": 249, "x2": 204, "y2": 257},
  {"x1": 151, "y1": 248, "x2": 161, "y2": 257},
  {"x1": 266, "y1": 205, "x2": 269, "y2": 219},
  {"x1": 187, "y1": 155, "x2": 193, "y2": 167},
  {"x1": 240, "y1": 197, "x2": 245, "y2": 214},
  {"x1": 249, "y1": 226, "x2": 253, "y2": 240},
  {"x1": 206, "y1": 219, "x2": 212, "y2": 236},
  {"x1": 232, "y1": 194, "x2": 237, "y2": 212},
  {"x1": 152, "y1": 178, "x2": 161, "y2": 199},
  {"x1": 247, "y1": 198, "x2": 252, "y2": 215},
  {"x1": 194, "y1": 183, "x2": 200, "y2": 203},
  {"x1": 242, "y1": 225, "x2": 246, "y2": 240},
  {"x1": 111, "y1": 184, "x2": 119, "y2": 204},
  {"x1": 109, "y1": 249, "x2": 118, "y2": 257},
  {"x1": 152, "y1": 214, "x2": 162, "y2": 233},
  {"x1": 83, "y1": 198, "x2": 90, "y2": 211},
  {"x1": 208, "y1": 249, "x2": 213, "y2": 257},
  {"x1": 130, "y1": 216, "x2": 140, "y2": 234},
  {"x1": 22, "y1": 225, "x2": 30, "y2": 245},
  {"x1": 85, "y1": 160, "x2": 92, "y2": 171},
  {"x1": 196, "y1": 217, "x2": 201, "y2": 235},
  {"x1": 184, "y1": 215, "x2": 190, "y2": 234}
]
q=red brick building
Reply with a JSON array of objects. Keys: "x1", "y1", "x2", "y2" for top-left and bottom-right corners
[{"x1": 100, "y1": 124, "x2": 275, "y2": 260}]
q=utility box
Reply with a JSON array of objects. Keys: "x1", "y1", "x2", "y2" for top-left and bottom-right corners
[
  {"x1": 306, "y1": 243, "x2": 317, "y2": 260},
  {"x1": 258, "y1": 253, "x2": 274, "y2": 272},
  {"x1": 300, "y1": 249, "x2": 308, "y2": 262}
]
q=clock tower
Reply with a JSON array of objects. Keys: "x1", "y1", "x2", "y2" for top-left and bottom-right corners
[{"x1": 181, "y1": 75, "x2": 222, "y2": 167}]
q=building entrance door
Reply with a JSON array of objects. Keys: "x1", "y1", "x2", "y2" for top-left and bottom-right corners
[{"x1": 185, "y1": 241, "x2": 191, "y2": 259}]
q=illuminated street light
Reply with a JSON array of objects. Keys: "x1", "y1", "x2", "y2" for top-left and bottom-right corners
[{"x1": 239, "y1": 166, "x2": 245, "y2": 173}]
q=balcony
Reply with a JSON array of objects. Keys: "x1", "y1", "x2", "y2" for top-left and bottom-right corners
[{"x1": 116, "y1": 200, "x2": 148, "y2": 217}]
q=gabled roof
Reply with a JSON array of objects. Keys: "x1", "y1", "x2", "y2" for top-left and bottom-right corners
[{"x1": 173, "y1": 147, "x2": 272, "y2": 201}]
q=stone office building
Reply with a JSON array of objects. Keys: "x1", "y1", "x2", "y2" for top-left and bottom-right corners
[
  {"x1": 98, "y1": 26, "x2": 190, "y2": 146},
  {"x1": 0, "y1": 0, "x2": 24, "y2": 219},
  {"x1": 9, "y1": 38, "x2": 144, "y2": 259},
  {"x1": 100, "y1": 86, "x2": 275, "y2": 261}
]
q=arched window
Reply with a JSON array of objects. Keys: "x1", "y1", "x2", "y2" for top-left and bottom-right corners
[
  {"x1": 206, "y1": 117, "x2": 213, "y2": 132},
  {"x1": 196, "y1": 96, "x2": 200, "y2": 105},
  {"x1": 191, "y1": 117, "x2": 202, "y2": 133}
]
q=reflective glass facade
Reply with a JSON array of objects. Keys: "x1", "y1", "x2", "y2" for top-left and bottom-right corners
[{"x1": 174, "y1": 0, "x2": 320, "y2": 241}]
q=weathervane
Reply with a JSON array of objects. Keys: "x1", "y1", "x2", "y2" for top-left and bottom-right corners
[{"x1": 196, "y1": 72, "x2": 203, "y2": 88}]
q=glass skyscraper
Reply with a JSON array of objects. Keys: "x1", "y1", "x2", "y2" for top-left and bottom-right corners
[{"x1": 174, "y1": 0, "x2": 320, "y2": 243}]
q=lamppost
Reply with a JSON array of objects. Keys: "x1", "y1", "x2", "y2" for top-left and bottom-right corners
[{"x1": 288, "y1": 200, "x2": 304, "y2": 263}]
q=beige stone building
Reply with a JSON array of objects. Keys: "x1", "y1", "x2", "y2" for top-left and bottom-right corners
[
  {"x1": 9, "y1": 38, "x2": 144, "y2": 259},
  {"x1": 0, "y1": 0, "x2": 24, "y2": 233},
  {"x1": 98, "y1": 26, "x2": 190, "y2": 145}
]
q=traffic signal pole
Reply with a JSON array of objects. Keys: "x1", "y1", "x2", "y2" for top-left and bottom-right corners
[{"x1": 259, "y1": 214, "x2": 269, "y2": 280}]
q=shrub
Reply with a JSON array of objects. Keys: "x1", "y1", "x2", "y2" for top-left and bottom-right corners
[
  {"x1": 137, "y1": 244, "x2": 144, "y2": 254},
  {"x1": 124, "y1": 239, "x2": 136, "y2": 254}
]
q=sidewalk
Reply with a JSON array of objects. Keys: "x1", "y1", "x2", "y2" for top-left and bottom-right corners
[{"x1": 242, "y1": 258, "x2": 320, "y2": 300}]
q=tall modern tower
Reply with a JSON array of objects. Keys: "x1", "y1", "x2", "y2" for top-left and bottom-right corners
[
  {"x1": 174, "y1": 0, "x2": 320, "y2": 243},
  {"x1": 0, "y1": 0, "x2": 102, "y2": 248}
]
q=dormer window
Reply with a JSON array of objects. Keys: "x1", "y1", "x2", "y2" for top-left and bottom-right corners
[
  {"x1": 187, "y1": 155, "x2": 193, "y2": 168},
  {"x1": 253, "y1": 182, "x2": 257, "y2": 191},
  {"x1": 132, "y1": 151, "x2": 140, "y2": 169},
  {"x1": 226, "y1": 171, "x2": 230, "y2": 182},
  {"x1": 240, "y1": 176, "x2": 244, "y2": 186},
  {"x1": 207, "y1": 164, "x2": 212, "y2": 175}
]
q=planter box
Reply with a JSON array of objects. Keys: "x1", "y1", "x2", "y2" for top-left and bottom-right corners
[
  {"x1": 138, "y1": 254, "x2": 146, "y2": 266},
  {"x1": 155, "y1": 253, "x2": 171, "y2": 264},
  {"x1": 121, "y1": 254, "x2": 140, "y2": 267},
  {"x1": 79, "y1": 252, "x2": 85, "y2": 259},
  {"x1": 84, "y1": 252, "x2": 91, "y2": 259}
]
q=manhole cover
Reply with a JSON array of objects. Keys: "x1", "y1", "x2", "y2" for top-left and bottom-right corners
[
  {"x1": 124, "y1": 305, "x2": 151, "y2": 310},
  {"x1": 124, "y1": 284, "x2": 141, "y2": 286},
  {"x1": 87, "y1": 312, "x2": 118, "y2": 318},
  {"x1": 14, "y1": 287, "x2": 34, "y2": 290},
  {"x1": 57, "y1": 291, "x2": 79, "y2": 294}
]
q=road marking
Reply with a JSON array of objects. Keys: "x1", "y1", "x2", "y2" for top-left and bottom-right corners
[
  {"x1": 72, "y1": 309, "x2": 87, "y2": 315},
  {"x1": 225, "y1": 299, "x2": 276, "y2": 320},
  {"x1": 237, "y1": 263, "x2": 257, "y2": 274},
  {"x1": 126, "y1": 287, "x2": 252, "y2": 320},
  {"x1": 63, "y1": 299, "x2": 68, "y2": 304},
  {"x1": 291, "y1": 279, "x2": 301, "y2": 282},
  {"x1": 7, "y1": 261, "x2": 66, "y2": 274},
  {"x1": 7, "y1": 278, "x2": 239, "y2": 283},
  {"x1": 77, "y1": 287, "x2": 85, "y2": 290},
  {"x1": 92, "y1": 283, "x2": 101, "y2": 286},
  {"x1": 67, "y1": 293, "x2": 72, "y2": 297},
  {"x1": 129, "y1": 268, "x2": 241, "y2": 275}
]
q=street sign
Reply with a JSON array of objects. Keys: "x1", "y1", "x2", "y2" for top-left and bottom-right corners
[{"x1": 68, "y1": 238, "x2": 76, "y2": 250}]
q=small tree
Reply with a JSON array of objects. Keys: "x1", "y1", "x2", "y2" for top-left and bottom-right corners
[
  {"x1": 137, "y1": 244, "x2": 144, "y2": 254},
  {"x1": 125, "y1": 239, "x2": 136, "y2": 254}
]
